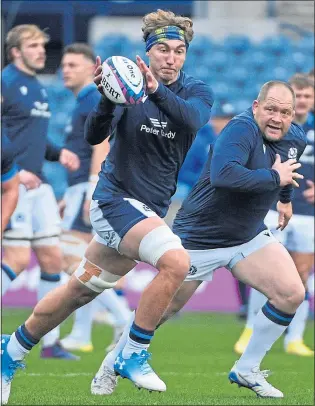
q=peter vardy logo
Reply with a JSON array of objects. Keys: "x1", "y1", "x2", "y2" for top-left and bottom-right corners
[
  {"x1": 140, "y1": 118, "x2": 176, "y2": 139},
  {"x1": 150, "y1": 118, "x2": 167, "y2": 129},
  {"x1": 31, "y1": 101, "x2": 51, "y2": 118}
]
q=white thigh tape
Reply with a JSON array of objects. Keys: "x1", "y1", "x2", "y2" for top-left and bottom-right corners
[
  {"x1": 138, "y1": 225, "x2": 184, "y2": 267},
  {"x1": 74, "y1": 258, "x2": 121, "y2": 293},
  {"x1": 60, "y1": 234, "x2": 88, "y2": 257},
  {"x1": 31, "y1": 237, "x2": 60, "y2": 247}
]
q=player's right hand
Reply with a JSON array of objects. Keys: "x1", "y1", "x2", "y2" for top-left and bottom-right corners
[
  {"x1": 19, "y1": 170, "x2": 42, "y2": 190},
  {"x1": 272, "y1": 154, "x2": 304, "y2": 187},
  {"x1": 94, "y1": 56, "x2": 106, "y2": 97}
]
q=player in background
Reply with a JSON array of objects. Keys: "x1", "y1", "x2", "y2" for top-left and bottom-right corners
[
  {"x1": 1, "y1": 132, "x2": 20, "y2": 236},
  {"x1": 234, "y1": 74, "x2": 314, "y2": 356},
  {"x1": 57, "y1": 43, "x2": 131, "y2": 353},
  {"x1": 93, "y1": 81, "x2": 306, "y2": 398},
  {"x1": 1, "y1": 24, "x2": 79, "y2": 360},
  {"x1": 1, "y1": 9, "x2": 214, "y2": 402}
]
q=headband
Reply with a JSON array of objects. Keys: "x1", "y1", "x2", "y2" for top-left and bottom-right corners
[{"x1": 145, "y1": 25, "x2": 189, "y2": 52}]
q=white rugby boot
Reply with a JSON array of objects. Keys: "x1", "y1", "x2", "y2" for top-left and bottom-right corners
[
  {"x1": 113, "y1": 350, "x2": 166, "y2": 392},
  {"x1": 91, "y1": 358, "x2": 118, "y2": 395},
  {"x1": 1, "y1": 335, "x2": 25, "y2": 405},
  {"x1": 228, "y1": 362, "x2": 284, "y2": 398}
]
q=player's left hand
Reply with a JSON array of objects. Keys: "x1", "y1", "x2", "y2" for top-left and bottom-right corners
[
  {"x1": 276, "y1": 201, "x2": 293, "y2": 230},
  {"x1": 136, "y1": 55, "x2": 158, "y2": 94},
  {"x1": 60, "y1": 148, "x2": 80, "y2": 171},
  {"x1": 303, "y1": 180, "x2": 314, "y2": 204}
]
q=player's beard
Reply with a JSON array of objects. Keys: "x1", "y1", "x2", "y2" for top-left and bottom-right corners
[{"x1": 20, "y1": 52, "x2": 44, "y2": 74}]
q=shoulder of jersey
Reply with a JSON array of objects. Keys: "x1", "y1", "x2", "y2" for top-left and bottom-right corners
[
  {"x1": 229, "y1": 110, "x2": 258, "y2": 134},
  {"x1": 290, "y1": 121, "x2": 307, "y2": 144},
  {"x1": 2, "y1": 65, "x2": 17, "y2": 84}
]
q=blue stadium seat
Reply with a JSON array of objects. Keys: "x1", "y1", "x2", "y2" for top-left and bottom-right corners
[
  {"x1": 131, "y1": 40, "x2": 148, "y2": 63},
  {"x1": 241, "y1": 50, "x2": 270, "y2": 74},
  {"x1": 94, "y1": 34, "x2": 133, "y2": 60},
  {"x1": 228, "y1": 66, "x2": 248, "y2": 88},
  {"x1": 210, "y1": 82, "x2": 230, "y2": 104},
  {"x1": 294, "y1": 35, "x2": 314, "y2": 54},
  {"x1": 257, "y1": 35, "x2": 292, "y2": 57},
  {"x1": 234, "y1": 99, "x2": 252, "y2": 114},
  {"x1": 205, "y1": 51, "x2": 229, "y2": 74},
  {"x1": 189, "y1": 35, "x2": 215, "y2": 58},
  {"x1": 223, "y1": 34, "x2": 252, "y2": 55}
]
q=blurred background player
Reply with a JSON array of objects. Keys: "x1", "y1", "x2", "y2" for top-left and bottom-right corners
[
  {"x1": 235, "y1": 73, "x2": 314, "y2": 356},
  {"x1": 1, "y1": 24, "x2": 80, "y2": 360},
  {"x1": 57, "y1": 42, "x2": 131, "y2": 353},
  {"x1": 1, "y1": 131, "x2": 20, "y2": 236}
]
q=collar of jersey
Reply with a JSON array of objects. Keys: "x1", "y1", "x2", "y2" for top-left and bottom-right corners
[{"x1": 77, "y1": 83, "x2": 97, "y2": 100}]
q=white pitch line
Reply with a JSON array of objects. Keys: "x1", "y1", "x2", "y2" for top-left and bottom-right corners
[{"x1": 14, "y1": 371, "x2": 296, "y2": 379}]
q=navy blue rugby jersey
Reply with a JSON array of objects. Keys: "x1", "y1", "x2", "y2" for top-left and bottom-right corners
[
  {"x1": 2, "y1": 64, "x2": 51, "y2": 178},
  {"x1": 173, "y1": 107, "x2": 307, "y2": 249},
  {"x1": 64, "y1": 83, "x2": 101, "y2": 186},
  {"x1": 1, "y1": 130, "x2": 18, "y2": 183},
  {"x1": 291, "y1": 112, "x2": 314, "y2": 216},
  {"x1": 85, "y1": 70, "x2": 214, "y2": 217}
]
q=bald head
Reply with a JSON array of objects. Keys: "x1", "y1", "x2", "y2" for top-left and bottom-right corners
[{"x1": 257, "y1": 81, "x2": 296, "y2": 109}]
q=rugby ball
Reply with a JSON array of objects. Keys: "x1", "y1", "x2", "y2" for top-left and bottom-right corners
[{"x1": 101, "y1": 56, "x2": 145, "y2": 106}]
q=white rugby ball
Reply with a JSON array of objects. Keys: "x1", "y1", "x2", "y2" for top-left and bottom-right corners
[{"x1": 101, "y1": 56, "x2": 145, "y2": 106}]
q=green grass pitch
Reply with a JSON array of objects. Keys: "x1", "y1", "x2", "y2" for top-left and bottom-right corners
[{"x1": 2, "y1": 308, "x2": 314, "y2": 405}]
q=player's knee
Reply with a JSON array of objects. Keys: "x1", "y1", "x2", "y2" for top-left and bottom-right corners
[
  {"x1": 276, "y1": 281, "x2": 305, "y2": 311},
  {"x1": 35, "y1": 245, "x2": 63, "y2": 274},
  {"x1": 157, "y1": 249, "x2": 191, "y2": 281},
  {"x1": 3, "y1": 248, "x2": 31, "y2": 274},
  {"x1": 138, "y1": 225, "x2": 189, "y2": 276},
  {"x1": 74, "y1": 257, "x2": 121, "y2": 293}
]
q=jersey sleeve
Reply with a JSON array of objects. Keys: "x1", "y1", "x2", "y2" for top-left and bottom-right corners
[
  {"x1": 1, "y1": 133, "x2": 18, "y2": 182},
  {"x1": 149, "y1": 81, "x2": 214, "y2": 133},
  {"x1": 210, "y1": 120, "x2": 280, "y2": 193},
  {"x1": 278, "y1": 128, "x2": 307, "y2": 203},
  {"x1": 84, "y1": 96, "x2": 124, "y2": 145}
]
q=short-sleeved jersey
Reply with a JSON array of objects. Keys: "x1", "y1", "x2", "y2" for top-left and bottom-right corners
[
  {"x1": 87, "y1": 71, "x2": 214, "y2": 217},
  {"x1": 1, "y1": 130, "x2": 18, "y2": 183},
  {"x1": 173, "y1": 107, "x2": 307, "y2": 249},
  {"x1": 291, "y1": 112, "x2": 314, "y2": 216},
  {"x1": 2, "y1": 64, "x2": 51, "y2": 178},
  {"x1": 64, "y1": 84, "x2": 101, "y2": 186}
]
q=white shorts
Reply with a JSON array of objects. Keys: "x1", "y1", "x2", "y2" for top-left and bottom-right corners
[
  {"x1": 185, "y1": 229, "x2": 278, "y2": 282},
  {"x1": 3, "y1": 183, "x2": 61, "y2": 246},
  {"x1": 265, "y1": 210, "x2": 314, "y2": 253},
  {"x1": 62, "y1": 182, "x2": 92, "y2": 234}
]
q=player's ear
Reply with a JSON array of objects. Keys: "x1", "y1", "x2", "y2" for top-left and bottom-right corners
[
  {"x1": 252, "y1": 100, "x2": 259, "y2": 113},
  {"x1": 11, "y1": 47, "x2": 21, "y2": 60}
]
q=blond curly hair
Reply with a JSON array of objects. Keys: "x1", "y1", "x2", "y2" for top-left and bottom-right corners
[{"x1": 142, "y1": 9, "x2": 194, "y2": 44}]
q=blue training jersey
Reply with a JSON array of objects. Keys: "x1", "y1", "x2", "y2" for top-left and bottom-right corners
[
  {"x1": 173, "y1": 107, "x2": 307, "y2": 249},
  {"x1": 85, "y1": 70, "x2": 214, "y2": 217},
  {"x1": 177, "y1": 122, "x2": 217, "y2": 188},
  {"x1": 2, "y1": 64, "x2": 51, "y2": 179},
  {"x1": 1, "y1": 130, "x2": 18, "y2": 183},
  {"x1": 291, "y1": 112, "x2": 314, "y2": 216},
  {"x1": 64, "y1": 84, "x2": 101, "y2": 186}
]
